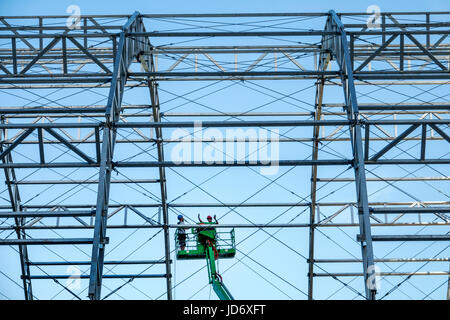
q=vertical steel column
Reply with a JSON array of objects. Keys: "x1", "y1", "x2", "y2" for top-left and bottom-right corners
[
  {"x1": 322, "y1": 11, "x2": 377, "y2": 300},
  {"x1": 0, "y1": 118, "x2": 33, "y2": 300},
  {"x1": 308, "y1": 51, "x2": 331, "y2": 300},
  {"x1": 135, "y1": 20, "x2": 173, "y2": 299},
  {"x1": 88, "y1": 11, "x2": 147, "y2": 300},
  {"x1": 147, "y1": 52, "x2": 173, "y2": 299},
  {"x1": 89, "y1": 124, "x2": 111, "y2": 300}
]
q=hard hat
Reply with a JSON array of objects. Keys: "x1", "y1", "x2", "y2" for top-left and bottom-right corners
[
  {"x1": 207, "y1": 215, "x2": 212, "y2": 220},
  {"x1": 177, "y1": 215, "x2": 183, "y2": 220}
]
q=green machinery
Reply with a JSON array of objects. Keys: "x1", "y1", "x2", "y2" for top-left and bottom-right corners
[{"x1": 175, "y1": 223, "x2": 236, "y2": 300}]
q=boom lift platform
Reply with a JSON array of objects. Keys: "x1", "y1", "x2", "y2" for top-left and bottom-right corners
[{"x1": 175, "y1": 223, "x2": 235, "y2": 300}]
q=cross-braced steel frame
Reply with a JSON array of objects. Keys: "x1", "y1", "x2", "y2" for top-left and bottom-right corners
[{"x1": 0, "y1": 11, "x2": 449, "y2": 300}]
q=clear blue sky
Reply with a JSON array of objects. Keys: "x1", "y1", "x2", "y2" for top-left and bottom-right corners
[{"x1": 0, "y1": 0, "x2": 449, "y2": 301}]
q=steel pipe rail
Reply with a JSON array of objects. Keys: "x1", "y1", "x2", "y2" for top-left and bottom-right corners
[
  {"x1": 0, "y1": 119, "x2": 448, "y2": 129},
  {"x1": 1, "y1": 136, "x2": 448, "y2": 145},
  {"x1": 28, "y1": 260, "x2": 169, "y2": 266},
  {"x1": 1, "y1": 222, "x2": 449, "y2": 231},
  {"x1": 312, "y1": 258, "x2": 450, "y2": 263},
  {"x1": 312, "y1": 272, "x2": 450, "y2": 277},
  {"x1": 115, "y1": 119, "x2": 450, "y2": 128},
  {"x1": 2, "y1": 80, "x2": 448, "y2": 88},
  {"x1": 23, "y1": 274, "x2": 167, "y2": 279},
  {"x1": 317, "y1": 177, "x2": 450, "y2": 182},
  {"x1": 128, "y1": 29, "x2": 450, "y2": 37},
  {"x1": 113, "y1": 160, "x2": 353, "y2": 167},
  {"x1": 0, "y1": 210, "x2": 95, "y2": 218},
  {"x1": 370, "y1": 207, "x2": 450, "y2": 214},
  {"x1": 0, "y1": 238, "x2": 96, "y2": 245},
  {"x1": 9, "y1": 179, "x2": 160, "y2": 185},
  {"x1": 5, "y1": 201, "x2": 448, "y2": 210},
  {"x1": 3, "y1": 11, "x2": 449, "y2": 19},
  {"x1": 0, "y1": 159, "x2": 448, "y2": 169},
  {"x1": 359, "y1": 235, "x2": 450, "y2": 241}
]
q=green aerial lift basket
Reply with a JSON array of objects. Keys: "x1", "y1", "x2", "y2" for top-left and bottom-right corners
[{"x1": 175, "y1": 224, "x2": 236, "y2": 260}]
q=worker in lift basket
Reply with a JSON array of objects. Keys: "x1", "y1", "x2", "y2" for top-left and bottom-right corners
[
  {"x1": 177, "y1": 215, "x2": 188, "y2": 250},
  {"x1": 197, "y1": 214, "x2": 219, "y2": 245}
]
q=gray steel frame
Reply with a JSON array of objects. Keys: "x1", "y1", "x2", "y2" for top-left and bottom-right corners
[
  {"x1": 0, "y1": 10, "x2": 448, "y2": 300},
  {"x1": 87, "y1": 12, "x2": 152, "y2": 300},
  {"x1": 147, "y1": 50, "x2": 173, "y2": 299},
  {"x1": 321, "y1": 10, "x2": 377, "y2": 300}
]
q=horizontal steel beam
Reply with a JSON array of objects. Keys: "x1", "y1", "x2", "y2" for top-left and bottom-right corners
[
  {"x1": 358, "y1": 104, "x2": 450, "y2": 111},
  {"x1": 0, "y1": 160, "x2": 381, "y2": 169},
  {"x1": 130, "y1": 71, "x2": 450, "y2": 80},
  {"x1": 317, "y1": 177, "x2": 450, "y2": 182},
  {"x1": 115, "y1": 119, "x2": 450, "y2": 128},
  {"x1": 0, "y1": 163, "x2": 98, "y2": 169},
  {"x1": 169, "y1": 202, "x2": 309, "y2": 207},
  {"x1": 3, "y1": 110, "x2": 449, "y2": 120},
  {"x1": 0, "y1": 123, "x2": 102, "y2": 129},
  {"x1": 5, "y1": 201, "x2": 447, "y2": 210},
  {"x1": 128, "y1": 30, "x2": 450, "y2": 37},
  {"x1": 354, "y1": 73, "x2": 450, "y2": 80},
  {"x1": 0, "y1": 238, "x2": 96, "y2": 245},
  {"x1": 0, "y1": 119, "x2": 448, "y2": 129},
  {"x1": 312, "y1": 258, "x2": 449, "y2": 263},
  {"x1": 115, "y1": 120, "x2": 354, "y2": 128},
  {"x1": 10, "y1": 179, "x2": 160, "y2": 185},
  {"x1": 1, "y1": 222, "x2": 448, "y2": 231},
  {"x1": 0, "y1": 25, "x2": 123, "y2": 31},
  {"x1": 0, "y1": 14, "x2": 130, "y2": 19},
  {"x1": 2, "y1": 12, "x2": 449, "y2": 19},
  {"x1": 350, "y1": 30, "x2": 450, "y2": 36},
  {"x1": 114, "y1": 160, "x2": 353, "y2": 167},
  {"x1": 143, "y1": 11, "x2": 450, "y2": 17},
  {"x1": 313, "y1": 271, "x2": 450, "y2": 277},
  {"x1": 28, "y1": 260, "x2": 170, "y2": 266},
  {"x1": 129, "y1": 31, "x2": 338, "y2": 37},
  {"x1": 130, "y1": 71, "x2": 340, "y2": 78},
  {"x1": 1, "y1": 73, "x2": 449, "y2": 84},
  {"x1": 0, "y1": 33, "x2": 121, "y2": 39},
  {"x1": 358, "y1": 235, "x2": 450, "y2": 241},
  {"x1": 140, "y1": 13, "x2": 331, "y2": 18},
  {"x1": 2, "y1": 80, "x2": 449, "y2": 88},
  {"x1": 365, "y1": 159, "x2": 450, "y2": 165},
  {"x1": 0, "y1": 77, "x2": 112, "y2": 84},
  {"x1": 0, "y1": 210, "x2": 95, "y2": 218},
  {"x1": 23, "y1": 274, "x2": 167, "y2": 279},
  {"x1": 4, "y1": 43, "x2": 446, "y2": 55},
  {"x1": 370, "y1": 207, "x2": 450, "y2": 214},
  {"x1": 0, "y1": 136, "x2": 447, "y2": 145},
  {"x1": 0, "y1": 107, "x2": 106, "y2": 115},
  {"x1": 4, "y1": 23, "x2": 447, "y2": 35},
  {"x1": 167, "y1": 223, "x2": 310, "y2": 228},
  {"x1": 0, "y1": 136, "x2": 448, "y2": 144}
]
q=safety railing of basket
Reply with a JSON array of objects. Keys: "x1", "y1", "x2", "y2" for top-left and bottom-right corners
[{"x1": 175, "y1": 228, "x2": 235, "y2": 251}]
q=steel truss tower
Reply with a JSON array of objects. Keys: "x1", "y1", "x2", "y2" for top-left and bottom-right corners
[{"x1": 0, "y1": 11, "x2": 449, "y2": 300}]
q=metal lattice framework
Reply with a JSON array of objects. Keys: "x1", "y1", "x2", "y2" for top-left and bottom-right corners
[{"x1": 0, "y1": 11, "x2": 449, "y2": 300}]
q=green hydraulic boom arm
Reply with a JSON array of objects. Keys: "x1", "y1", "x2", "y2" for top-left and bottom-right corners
[{"x1": 205, "y1": 241, "x2": 234, "y2": 300}]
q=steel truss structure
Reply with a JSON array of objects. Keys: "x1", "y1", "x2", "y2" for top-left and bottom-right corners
[{"x1": 0, "y1": 11, "x2": 449, "y2": 300}]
